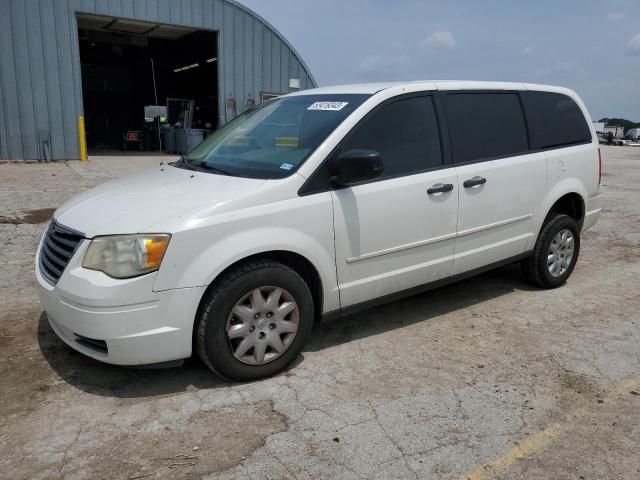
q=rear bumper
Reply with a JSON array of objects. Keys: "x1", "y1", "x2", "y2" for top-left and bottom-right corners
[
  {"x1": 583, "y1": 192, "x2": 604, "y2": 231},
  {"x1": 36, "y1": 240, "x2": 206, "y2": 366}
]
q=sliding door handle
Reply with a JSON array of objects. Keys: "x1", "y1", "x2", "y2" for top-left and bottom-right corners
[
  {"x1": 427, "y1": 183, "x2": 454, "y2": 195},
  {"x1": 463, "y1": 176, "x2": 487, "y2": 188}
]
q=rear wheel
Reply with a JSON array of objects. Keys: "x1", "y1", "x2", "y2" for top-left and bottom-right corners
[
  {"x1": 522, "y1": 214, "x2": 580, "y2": 288},
  {"x1": 196, "y1": 259, "x2": 314, "y2": 381}
]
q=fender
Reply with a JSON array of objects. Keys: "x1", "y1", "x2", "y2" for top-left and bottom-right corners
[
  {"x1": 152, "y1": 194, "x2": 340, "y2": 313},
  {"x1": 187, "y1": 229, "x2": 337, "y2": 312}
]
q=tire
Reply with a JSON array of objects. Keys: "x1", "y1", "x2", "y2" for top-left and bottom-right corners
[
  {"x1": 196, "y1": 259, "x2": 314, "y2": 381},
  {"x1": 522, "y1": 214, "x2": 580, "y2": 289}
]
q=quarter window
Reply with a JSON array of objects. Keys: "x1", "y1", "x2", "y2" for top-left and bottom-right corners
[
  {"x1": 340, "y1": 96, "x2": 442, "y2": 178},
  {"x1": 522, "y1": 91, "x2": 591, "y2": 149},
  {"x1": 444, "y1": 93, "x2": 529, "y2": 163}
]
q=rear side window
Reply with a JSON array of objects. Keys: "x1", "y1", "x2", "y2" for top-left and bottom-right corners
[
  {"x1": 522, "y1": 91, "x2": 591, "y2": 149},
  {"x1": 340, "y1": 96, "x2": 442, "y2": 178},
  {"x1": 443, "y1": 93, "x2": 528, "y2": 164}
]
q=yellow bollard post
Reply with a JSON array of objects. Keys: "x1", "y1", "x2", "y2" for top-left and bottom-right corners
[{"x1": 78, "y1": 116, "x2": 88, "y2": 161}]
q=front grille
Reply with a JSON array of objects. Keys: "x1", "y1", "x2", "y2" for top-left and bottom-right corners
[
  {"x1": 75, "y1": 334, "x2": 108, "y2": 354},
  {"x1": 39, "y1": 222, "x2": 84, "y2": 285}
]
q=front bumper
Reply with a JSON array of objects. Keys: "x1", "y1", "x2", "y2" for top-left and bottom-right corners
[{"x1": 36, "y1": 239, "x2": 206, "y2": 366}]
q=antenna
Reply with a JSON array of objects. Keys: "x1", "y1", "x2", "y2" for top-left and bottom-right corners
[{"x1": 150, "y1": 58, "x2": 164, "y2": 166}]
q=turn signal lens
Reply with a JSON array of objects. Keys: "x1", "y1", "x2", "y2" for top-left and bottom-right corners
[{"x1": 143, "y1": 237, "x2": 170, "y2": 268}]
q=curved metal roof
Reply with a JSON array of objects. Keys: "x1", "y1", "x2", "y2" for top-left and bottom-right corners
[
  {"x1": 0, "y1": 0, "x2": 318, "y2": 160},
  {"x1": 231, "y1": 1, "x2": 317, "y2": 88}
]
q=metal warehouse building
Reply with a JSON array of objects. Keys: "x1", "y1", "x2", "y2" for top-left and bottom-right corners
[{"x1": 0, "y1": 0, "x2": 317, "y2": 161}]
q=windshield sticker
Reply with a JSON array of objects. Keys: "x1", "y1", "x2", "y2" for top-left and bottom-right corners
[
  {"x1": 307, "y1": 101, "x2": 349, "y2": 111},
  {"x1": 280, "y1": 163, "x2": 294, "y2": 171},
  {"x1": 275, "y1": 137, "x2": 299, "y2": 148}
]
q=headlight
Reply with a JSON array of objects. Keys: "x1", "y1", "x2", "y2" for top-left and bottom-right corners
[{"x1": 83, "y1": 234, "x2": 171, "y2": 279}]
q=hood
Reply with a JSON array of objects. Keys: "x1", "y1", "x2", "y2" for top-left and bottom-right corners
[{"x1": 55, "y1": 165, "x2": 266, "y2": 237}]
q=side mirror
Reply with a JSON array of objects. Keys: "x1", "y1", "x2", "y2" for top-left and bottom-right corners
[{"x1": 330, "y1": 149, "x2": 383, "y2": 186}]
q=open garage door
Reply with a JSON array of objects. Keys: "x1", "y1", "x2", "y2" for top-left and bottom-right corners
[{"x1": 76, "y1": 14, "x2": 219, "y2": 154}]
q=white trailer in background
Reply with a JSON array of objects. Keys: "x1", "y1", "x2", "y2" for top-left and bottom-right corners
[
  {"x1": 604, "y1": 125, "x2": 625, "y2": 138},
  {"x1": 625, "y1": 128, "x2": 640, "y2": 141}
]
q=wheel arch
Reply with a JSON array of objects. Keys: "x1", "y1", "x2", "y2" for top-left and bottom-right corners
[
  {"x1": 236, "y1": 250, "x2": 324, "y2": 322},
  {"x1": 544, "y1": 192, "x2": 585, "y2": 229},
  {"x1": 529, "y1": 184, "x2": 587, "y2": 251},
  {"x1": 192, "y1": 249, "x2": 327, "y2": 346}
]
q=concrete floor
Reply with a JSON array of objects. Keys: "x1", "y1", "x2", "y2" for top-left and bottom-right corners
[{"x1": 0, "y1": 147, "x2": 638, "y2": 479}]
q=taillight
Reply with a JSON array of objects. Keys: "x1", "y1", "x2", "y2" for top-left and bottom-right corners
[{"x1": 598, "y1": 148, "x2": 602, "y2": 186}]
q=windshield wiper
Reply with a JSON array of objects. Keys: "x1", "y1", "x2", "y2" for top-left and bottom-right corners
[
  {"x1": 173, "y1": 155, "x2": 194, "y2": 169},
  {"x1": 189, "y1": 161, "x2": 233, "y2": 176},
  {"x1": 174, "y1": 156, "x2": 233, "y2": 176}
]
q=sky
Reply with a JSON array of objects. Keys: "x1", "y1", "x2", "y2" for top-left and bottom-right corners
[{"x1": 240, "y1": 0, "x2": 640, "y2": 121}]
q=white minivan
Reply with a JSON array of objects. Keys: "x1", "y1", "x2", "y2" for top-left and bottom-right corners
[{"x1": 37, "y1": 81, "x2": 603, "y2": 380}]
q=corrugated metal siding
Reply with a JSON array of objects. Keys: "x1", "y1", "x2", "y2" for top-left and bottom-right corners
[{"x1": 0, "y1": 0, "x2": 316, "y2": 160}]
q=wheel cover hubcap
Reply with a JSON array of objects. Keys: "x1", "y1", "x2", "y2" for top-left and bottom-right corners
[
  {"x1": 547, "y1": 228, "x2": 575, "y2": 278},
  {"x1": 226, "y1": 286, "x2": 299, "y2": 365}
]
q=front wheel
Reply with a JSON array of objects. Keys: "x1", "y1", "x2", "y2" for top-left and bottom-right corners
[
  {"x1": 196, "y1": 259, "x2": 314, "y2": 381},
  {"x1": 522, "y1": 214, "x2": 580, "y2": 288}
]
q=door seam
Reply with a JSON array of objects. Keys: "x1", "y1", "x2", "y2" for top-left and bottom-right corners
[{"x1": 329, "y1": 190, "x2": 342, "y2": 310}]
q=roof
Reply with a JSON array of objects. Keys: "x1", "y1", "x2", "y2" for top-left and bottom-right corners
[{"x1": 289, "y1": 80, "x2": 574, "y2": 96}]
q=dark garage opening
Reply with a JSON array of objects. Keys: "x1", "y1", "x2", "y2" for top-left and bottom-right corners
[{"x1": 76, "y1": 14, "x2": 219, "y2": 154}]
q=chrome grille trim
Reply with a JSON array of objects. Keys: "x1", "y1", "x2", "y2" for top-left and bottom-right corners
[{"x1": 39, "y1": 222, "x2": 84, "y2": 285}]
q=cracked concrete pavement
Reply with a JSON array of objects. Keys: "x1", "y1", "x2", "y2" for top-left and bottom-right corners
[{"x1": 1, "y1": 147, "x2": 639, "y2": 479}]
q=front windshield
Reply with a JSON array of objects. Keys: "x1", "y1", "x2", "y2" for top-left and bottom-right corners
[{"x1": 179, "y1": 94, "x2": 370, "y2": 179}]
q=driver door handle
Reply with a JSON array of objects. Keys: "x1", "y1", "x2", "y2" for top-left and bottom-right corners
[
  {"x1": 427, "y1": 183, "x2": 454, "y2": 195},
  {"x1": 463, "y1": 176, "x2": 487, "y2": 188}
]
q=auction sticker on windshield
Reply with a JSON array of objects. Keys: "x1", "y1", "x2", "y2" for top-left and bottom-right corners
[{"x1": 307, "y1": 101, "x2": 349, "y2": 111}]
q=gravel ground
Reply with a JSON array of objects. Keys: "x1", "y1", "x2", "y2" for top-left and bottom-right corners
[{"x1": 0, "y1": 147, "x2": 639, "y2": 480}]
